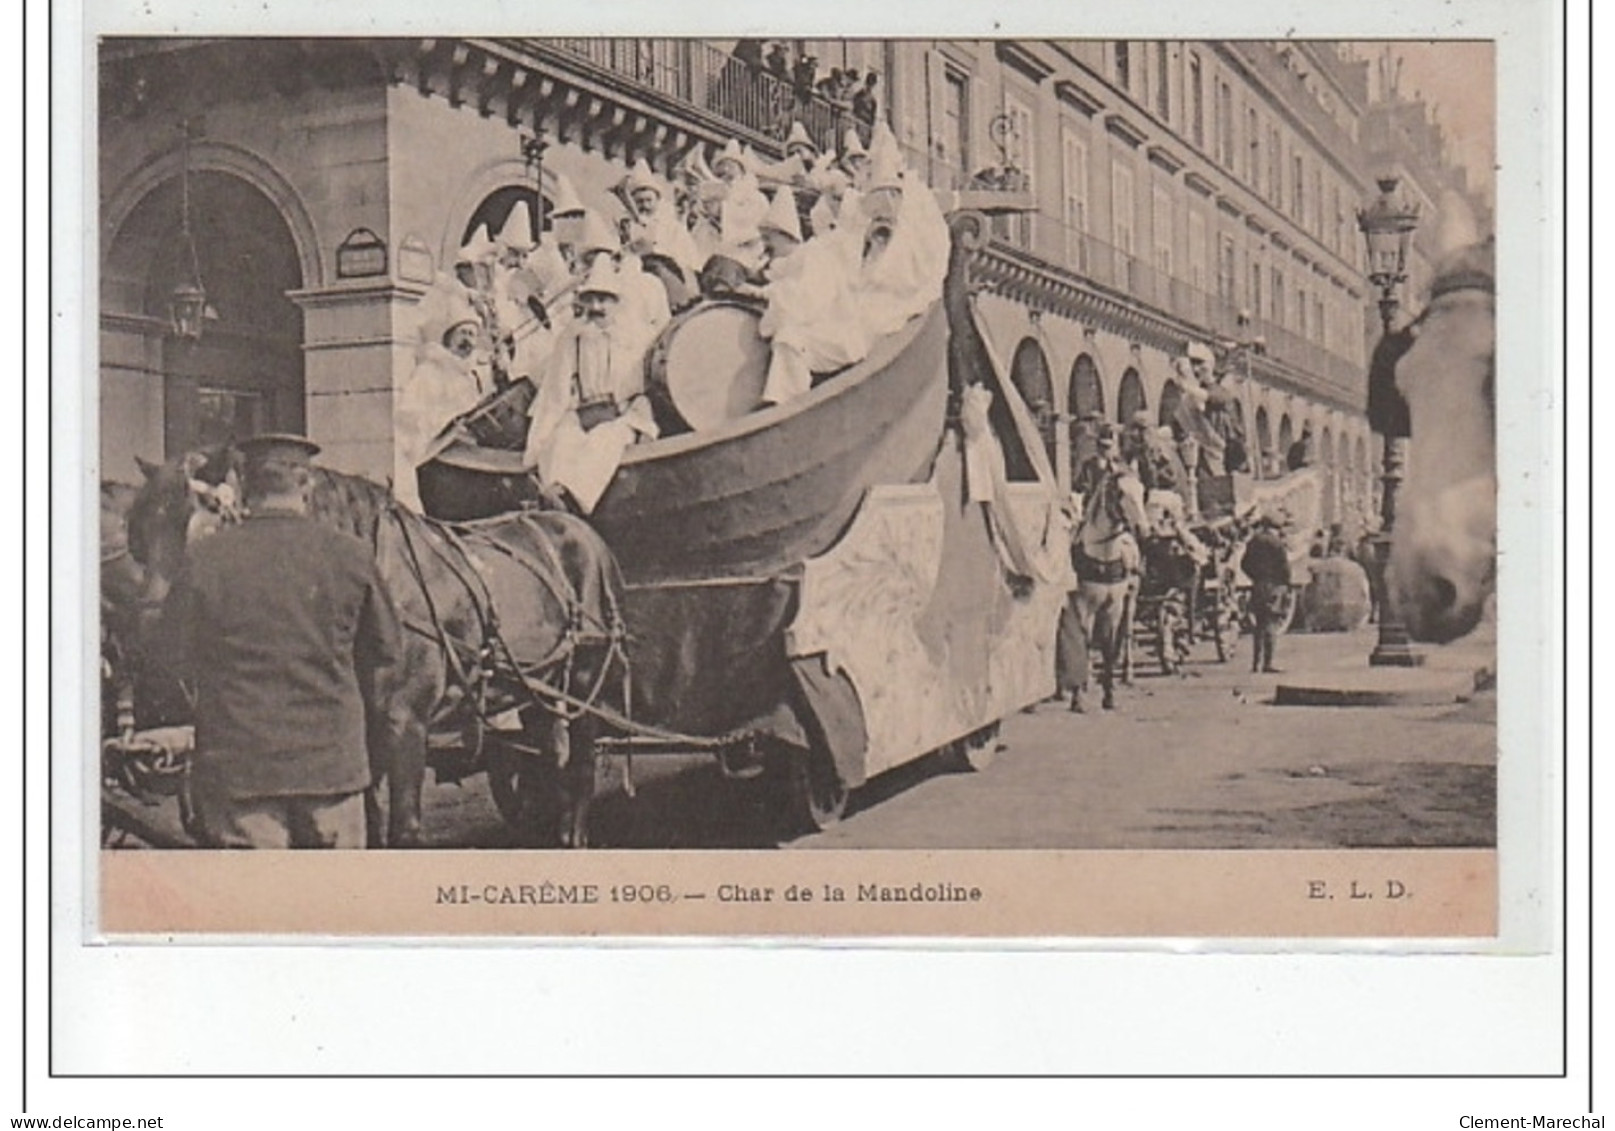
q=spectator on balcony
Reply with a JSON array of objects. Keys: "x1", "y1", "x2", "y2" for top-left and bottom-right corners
[
  {"x1": 792, "y1": 54, "x2": 819, "y2": 105},
  {"x1": 732, "y1": 38, "x2": 766, "y2": 72},
  {"x1": 817, "y1": 68, "x2": 848, "y2": 107},
  {"x1": 852, "y1": 72, "x2": 881, "y2": 126},
  {"x1": 766, "y1": 42, "x2": 790, "y2": 81}
]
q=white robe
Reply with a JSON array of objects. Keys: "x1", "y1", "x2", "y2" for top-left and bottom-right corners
[
  {"x1": 757, "y1": 236, "x2": 870, "y2": 404},
  {"x1": 624, "y1": 201, "x2": 702, "y2": 278},
  {"x1": 523, "y1": 319, "x2": 660, "y2": 513},
  {"x1": 393, "y1": 344, "x2": 488, "y2": 512},
  {"x1": 854, "y1": 173, "x2": 949, "y2": 341}
]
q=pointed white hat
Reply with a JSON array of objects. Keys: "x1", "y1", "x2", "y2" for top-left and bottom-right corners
[
  {"x1": 784, "y1": 121, "x2": 817, "y2": 156},
  {"x1": 841, "y1": 127, "x2": 869, "y2": 160},
  {"x1": 624, "y1": 157, "x2": 663, "y2": 197},
  {"x1": 759, "y1": 188, "x2": 803, "y2": 243},
  {"x1": 576, "y1": 255, "x2": 624, "y2": 299},
  {"x1": 549, "y1": 174, "x2": 586, "y2": 218},
  {"x1": 456, "y1": 223, "x2": 496, "y2": 264},
  {"x1": 498, "y1": 200, "x2": 537, "y2": 252},
  {"x1": 573, "y1": 209, "x2": 620, "y2": 257}
]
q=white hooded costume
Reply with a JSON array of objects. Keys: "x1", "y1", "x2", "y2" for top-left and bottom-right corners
[
  {"x1": 394, "y1": 295, "x2": 489, "y2": 512},
  {"x1": 522, "y1": 259, "x2": 660, "y2": 512}
]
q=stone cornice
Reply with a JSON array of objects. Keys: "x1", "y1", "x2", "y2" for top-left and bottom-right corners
[
  {"x1": 995, "y1": 41, "x2": 1057, "y2": 84},
  {"x1": 969, "y1": 240, "x2": 1362, "y2": 413},
  {"x1": 1146, "y1": 143, "x2": 1185, "y2": 175},
  {"x1": 1104, "y1": 112, "x2": 1148, "y2": 148},
  {"x1": 1053, "y1": 78, "x2": 1105, "y2": 117}
]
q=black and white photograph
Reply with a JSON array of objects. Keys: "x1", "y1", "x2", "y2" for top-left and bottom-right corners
[
  {"x1": 35, "y1": 0, "x2": 1582, "y2": 1107},
  {"x1": 94, "y1": 34, "x2": 1502, "y2": 881}
]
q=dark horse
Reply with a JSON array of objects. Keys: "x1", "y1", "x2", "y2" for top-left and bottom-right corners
[{"x1": 125, "y1": 448, "x2": 629, "y2": 847}]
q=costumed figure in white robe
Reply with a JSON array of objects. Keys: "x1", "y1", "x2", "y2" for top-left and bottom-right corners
[
  {"x1": 852, "y1": 138, "x2": 949, "y2": 342},
  {"x1": 839, "y1": 126, "x2": 871, "y2": 191},
  {"x1": 522, "y1": 259, "x2": 660, "y2": 513},
  {"x1": 568, "y1": 208, "x2": 669, "y2": 339},
  {"x1": 712, "y1": 138, "x2": 770, "y2": 244},
  {"x1": 620, "y1": 158, "x2": 702, "y2": 312},
  {"x1": 393, "y1": 296, "x2": 489, "y2": 512},
  {"x1": 757, "y1": 188, "x2": 870, "y2": 405}
]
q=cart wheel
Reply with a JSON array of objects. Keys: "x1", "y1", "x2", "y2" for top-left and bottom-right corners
[
  {"x1": 485, "y1": 737, "x2": 557, "y2": 846},
  {"x1": 945, "y1": 722, "x2": 1001, "y2": 773},
  {"x1": 788, "y1": 743, "x2": 848, "y2": 833}
]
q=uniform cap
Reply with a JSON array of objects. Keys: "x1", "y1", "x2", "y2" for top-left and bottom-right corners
[{"x1": 238, "y1": 433, "x2": 320, "y2": 466}]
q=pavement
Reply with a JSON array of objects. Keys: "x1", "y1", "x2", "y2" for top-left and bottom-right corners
[{"x1": 1271, "y1": 620, "x2": 1496, "y2": 708}]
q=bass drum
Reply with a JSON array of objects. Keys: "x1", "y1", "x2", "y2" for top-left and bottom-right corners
[{"x1": 646, "y1": 300, "x2": 771, "y2": 436}]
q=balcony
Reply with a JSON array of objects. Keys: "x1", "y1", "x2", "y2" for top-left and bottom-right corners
[{"x1": 535, "y1": 38, "x2": 871, "y2": 157}]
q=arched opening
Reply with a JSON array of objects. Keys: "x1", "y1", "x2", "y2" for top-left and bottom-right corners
[
  {"x1": 1067, "y1": 353, "x2": 1105, "y2": 480},
  {"x1": 103, "y1": 170, "x2": 306, "y2": 464},
  {"x1": 463, "y1": 183, "x2": 552, "y2": 247},
  {"x1": 1277, "y1": 415, "x2": 1294, "y2": 470},
  {"x1": 1254, "y1": 406, "x2": 1274, "y2": 478},
  {"x1": 1008, "y1": 337, "x2": 1055, "y2": 478},
  {"x1": 1116, "y1": 367, "x2": 1147, "y2": 425},
  {"x1": 1158, "y1": 379, "x2": 1183, "y2": 433}
]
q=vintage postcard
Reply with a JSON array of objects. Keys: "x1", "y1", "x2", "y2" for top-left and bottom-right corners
[
  {"x1": 65, "y1": 0, "x2": 1556, "y2": 964},
  {"x1": 41, "y1": 0, "x2": 1572, "y2": 1095}
]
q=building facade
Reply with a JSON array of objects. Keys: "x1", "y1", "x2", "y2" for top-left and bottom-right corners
[{"x1": 98, "y1": 37, "x2": 1485, "y2": 536}]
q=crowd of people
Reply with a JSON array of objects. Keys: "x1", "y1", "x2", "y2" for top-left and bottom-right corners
[
  {"x1": 729, "y1": 39, "x2": 882, "y2": 125},
  {"x1": 393, "y1": 118, "x2": 949, "y2": 516}
]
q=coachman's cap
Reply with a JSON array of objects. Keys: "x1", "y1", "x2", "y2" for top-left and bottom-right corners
[{"x1": 238, "y1": 433, "x2": 320, "y2": 466}]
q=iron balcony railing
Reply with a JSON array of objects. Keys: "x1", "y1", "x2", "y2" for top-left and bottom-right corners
[{"x1": 544, "y1": 37, "x2": 872, "y2": 156}]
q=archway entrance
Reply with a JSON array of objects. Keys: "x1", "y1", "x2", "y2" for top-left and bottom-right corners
[
  {"x1": 1254, "y1": 407, "x2": 1273, "y2": 478},
  {"x1": 1158, "y1": 379, "x2": 1182, "y2": 433},
  {"x1": 103, "y1": 170, "x2": 306, "y2": 464},
  {"x1": 463, "y1": 183, "x2": 551, "y2": 247},
  {"x1": 1009, "y1": 337, "x2": 1055, "y2": 477},
  {"x1": 1116, "y1": 367, "x2": 1147, "y2": 425},
  {"x1": 1067, "y1": 353, "x2": 1104, "y2": 480}
]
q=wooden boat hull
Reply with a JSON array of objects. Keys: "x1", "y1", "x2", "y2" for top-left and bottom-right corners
[{"x1": 424, "y1": 300, "x2": 950, "y2": 585}]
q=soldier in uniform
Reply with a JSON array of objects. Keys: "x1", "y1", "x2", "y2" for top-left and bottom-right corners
[{"x1": 156, "y1": 434, "x2": 403, "y2": 849}]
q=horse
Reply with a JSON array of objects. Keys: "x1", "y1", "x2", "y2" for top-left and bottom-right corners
[
  {"x1": 1387, "y1": 240, "x2": 1496, "y2": 643},
  {"x1": 1066, "y1": 464, "x2": 1148, "y2": 711},
  {"x1": 124, "y1": 447, "x2": 629, "y2": 848}
]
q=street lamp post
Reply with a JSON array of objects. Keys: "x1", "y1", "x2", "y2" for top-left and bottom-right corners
[{"x1": 1356, "y1": 175, "x2": 1422, "y2": 667}]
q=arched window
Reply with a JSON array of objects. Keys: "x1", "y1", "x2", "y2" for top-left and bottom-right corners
[
  {"x1": 1068, "y1": 353, "x2": 1105, "y2": 479},
  {"x1": 106, "y1": 170, "x2": 306, "y2": 463},
  {"x1": 463, "y1": 184, "x2": 550, "y2": 248},
  {"x1": 1008, "y1": 337, "x2": 1055, "y2": 477},
  {"x1": 1116, "y1": 366, "x2": 1147, "y2": 425},
  {"x1": 1277, "y1": 415, "x2": 1294, "y2": 469}
]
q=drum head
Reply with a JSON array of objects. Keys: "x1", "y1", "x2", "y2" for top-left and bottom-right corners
[{"x1": 648, "y1": 302, "x2": 770, "y2": 433}]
